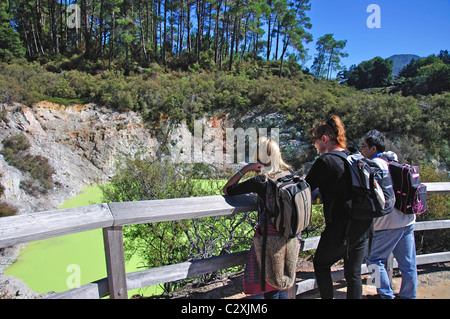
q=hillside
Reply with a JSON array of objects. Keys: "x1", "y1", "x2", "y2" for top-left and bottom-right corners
[
  {"x1": 388, "y1": 54, "x2": 421, "y2": 77},
  {"x1": 0, "y1": 58, "x2": 449, "y2": 171}
]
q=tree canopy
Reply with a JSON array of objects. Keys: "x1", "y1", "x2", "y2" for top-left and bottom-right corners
[
  {"x1": 339, "y1": 56, "x2": 393, "y2": 89},
  {"x1": 0, "y1": 1, "x2": 25, "y2": 61},
  {"x1": 394, "y1": 50, "x2": 450, "y2": 96},
  {"x1": 311, "y1": 33, "x2": 347, "y2": 80},
  {"x1": 4, "y1": 0, "x2": 313, "y2": 74}
]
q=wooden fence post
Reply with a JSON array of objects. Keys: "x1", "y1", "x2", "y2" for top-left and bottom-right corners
[
  {"x1": 286, "y1": 284, "x2": 297, "y2": 299},
  {"x1": 386, "y1": 253, "x2": 394, "y2": 285},
  {"x1": 103, "y1": 226, "x2": 128, "y2": 299}
]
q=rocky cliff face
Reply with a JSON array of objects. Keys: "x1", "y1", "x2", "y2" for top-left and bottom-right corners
[{"x1": 0, "y1": 101, "x2": 158, "y2": 215}]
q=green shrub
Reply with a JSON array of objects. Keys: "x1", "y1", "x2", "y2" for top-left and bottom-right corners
[
  {"x1": 0, "y1": 202, "x2": 18, "y2": 217},
  {"x1": 100, "y1": 156, "x2": 254, "y2": 292},
  {"x1": 1, "y1": 134, "x2": 30, "y2": 152},
  {"x1": 1, "y1": 134, "x2": 54, "y2": 195}
]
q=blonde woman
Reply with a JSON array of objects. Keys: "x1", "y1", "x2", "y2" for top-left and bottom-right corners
[{"x1": 223, "y1": 137, "x2": 293, "y2": 299}]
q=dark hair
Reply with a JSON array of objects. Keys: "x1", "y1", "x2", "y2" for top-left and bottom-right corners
[
  {"x1": 309, "y1": 115, "x2": 347, "y2": 148},
  {"x1": 363, "y1": 130, "x2": 386, "y2": 152}
]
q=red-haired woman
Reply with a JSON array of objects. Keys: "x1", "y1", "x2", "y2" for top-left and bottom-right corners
[{"x1": 305, "y1": 115, "x2": 372, "y2": 299}]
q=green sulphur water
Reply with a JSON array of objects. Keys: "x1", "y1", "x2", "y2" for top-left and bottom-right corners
[{"x1": 4, "y1": 186, "x2": 161, "y2": 298}]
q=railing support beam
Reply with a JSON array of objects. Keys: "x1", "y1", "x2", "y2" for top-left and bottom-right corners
[{"x1": 103, "y1": 226, "x2": 128, "y2": 299}]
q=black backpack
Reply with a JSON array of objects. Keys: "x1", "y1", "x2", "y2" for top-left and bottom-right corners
[
  {"x1": 379, "y1": 152, "x2": 427, "y2": 215},
  {"x1": 329, "y1": 151, "x2": 395, "y2": 220}
]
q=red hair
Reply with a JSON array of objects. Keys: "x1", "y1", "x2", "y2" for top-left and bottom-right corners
[{"x1": 309, "y1": 115, "x2": 347, "y2": 149}]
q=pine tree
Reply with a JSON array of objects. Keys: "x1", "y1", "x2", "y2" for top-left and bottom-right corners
[
  {"x1": 0, "y1": 1, "x2": 25, "y2": 61},
  {"x1": 311, "y1": 34, "x2": 347, "y2": 80}
]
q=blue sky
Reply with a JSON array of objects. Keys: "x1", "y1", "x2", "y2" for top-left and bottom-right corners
[{"x1": 303, "y1": 0, "x2": 450, "y2": 70}]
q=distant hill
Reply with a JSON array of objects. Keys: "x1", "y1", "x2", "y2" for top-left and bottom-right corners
[{"x1": 388, "y1": 54, "x2": 421, "y2": 77}]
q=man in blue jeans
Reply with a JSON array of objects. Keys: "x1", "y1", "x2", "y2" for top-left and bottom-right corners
[{"x1": 361, "y1": 130, "x2": 417, "y2": 299}]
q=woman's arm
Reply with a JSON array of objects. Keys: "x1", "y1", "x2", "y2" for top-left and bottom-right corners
[{"x1": 222, "y1": 163, "x2": 265, "y2": 195}]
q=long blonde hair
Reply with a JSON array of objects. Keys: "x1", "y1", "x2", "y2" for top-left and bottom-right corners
[{"x1": 257, "y1": 136, "x2": 291, "y2": 178}]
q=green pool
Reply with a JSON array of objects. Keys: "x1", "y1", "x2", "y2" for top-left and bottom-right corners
[{"x1": 5, "y1": 186, "x2": 161, "y2": 298}]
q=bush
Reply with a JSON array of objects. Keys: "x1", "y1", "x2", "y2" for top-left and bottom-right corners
[
  {"x1": 1, "y1": 134, "x2": 30, "y2": 152},
  {"x1": 1, "y1": 134, "x2": 54, "y2": 195},
  {"x1": 100, "y1": 156, "x2": 255, "y2": 292},
  {"x1": 0, "y1": 202, "x2": 17, "y2": 217},
  {"x1": 0, "y1": 174, "x2": 18, "y2": 218}
]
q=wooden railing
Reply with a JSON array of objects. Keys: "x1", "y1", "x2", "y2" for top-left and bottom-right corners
[{"x1": 0, "y1": 182, "x2": 449, "y2": 299}]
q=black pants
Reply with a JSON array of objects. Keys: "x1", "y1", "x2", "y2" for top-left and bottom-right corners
[{"x1": 313, "y1": 228, "x2": 368, "y2": 299}]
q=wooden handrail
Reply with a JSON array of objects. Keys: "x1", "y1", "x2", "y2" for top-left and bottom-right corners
[
  {"x1": 0, "y1": 182, "x2": 448, "y2": 299},
  {"x1": 0, "y1": 193, "x2": 257, "y2": 249},
  {"x1": 0, "y1": 203, "x2": 114, "y2": 248}
]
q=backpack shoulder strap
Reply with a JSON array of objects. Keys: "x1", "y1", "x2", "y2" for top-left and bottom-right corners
[
  {"x1": 323, "y1": 151, "x2": 353, "y2": 226},
  {"x1": 327, "y1": 150, "x2": 348, "y2": 159},
  {"x1": 325, "y1": 150, "x2": 353, "y2": 171},
  {"x1": 270, "y1": 170, "x2": 292, "y2": 181},
  {"x1": 261, "y1": 174, "x2": 271, "y2": 292},
  {"x1": 261, "y1": 208, "x2": 268, "y2": 292}
]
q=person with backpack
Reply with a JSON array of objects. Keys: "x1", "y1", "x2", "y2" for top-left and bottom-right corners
[
  {"x1": 223, "y1": 136, "x2": 299, "y2": 299},
  {"x1": 305, "y1": 115, "x2": 373, "y2": 299},
  {"x1": 361, "y1": 130, "x2": 417, "y2": 299}
]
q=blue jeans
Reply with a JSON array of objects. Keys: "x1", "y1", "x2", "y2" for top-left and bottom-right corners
[
  {"x1": 365, "y1": 224, "x2": 417, "y2": 299},
  {"x1": 250, "y1": 290, "x2": 287, "y2": 299}
]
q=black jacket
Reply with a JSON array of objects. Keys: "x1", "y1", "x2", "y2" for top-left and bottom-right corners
[{"x1": 306, "y1": 150, "x2": 372, "y2": 244}]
